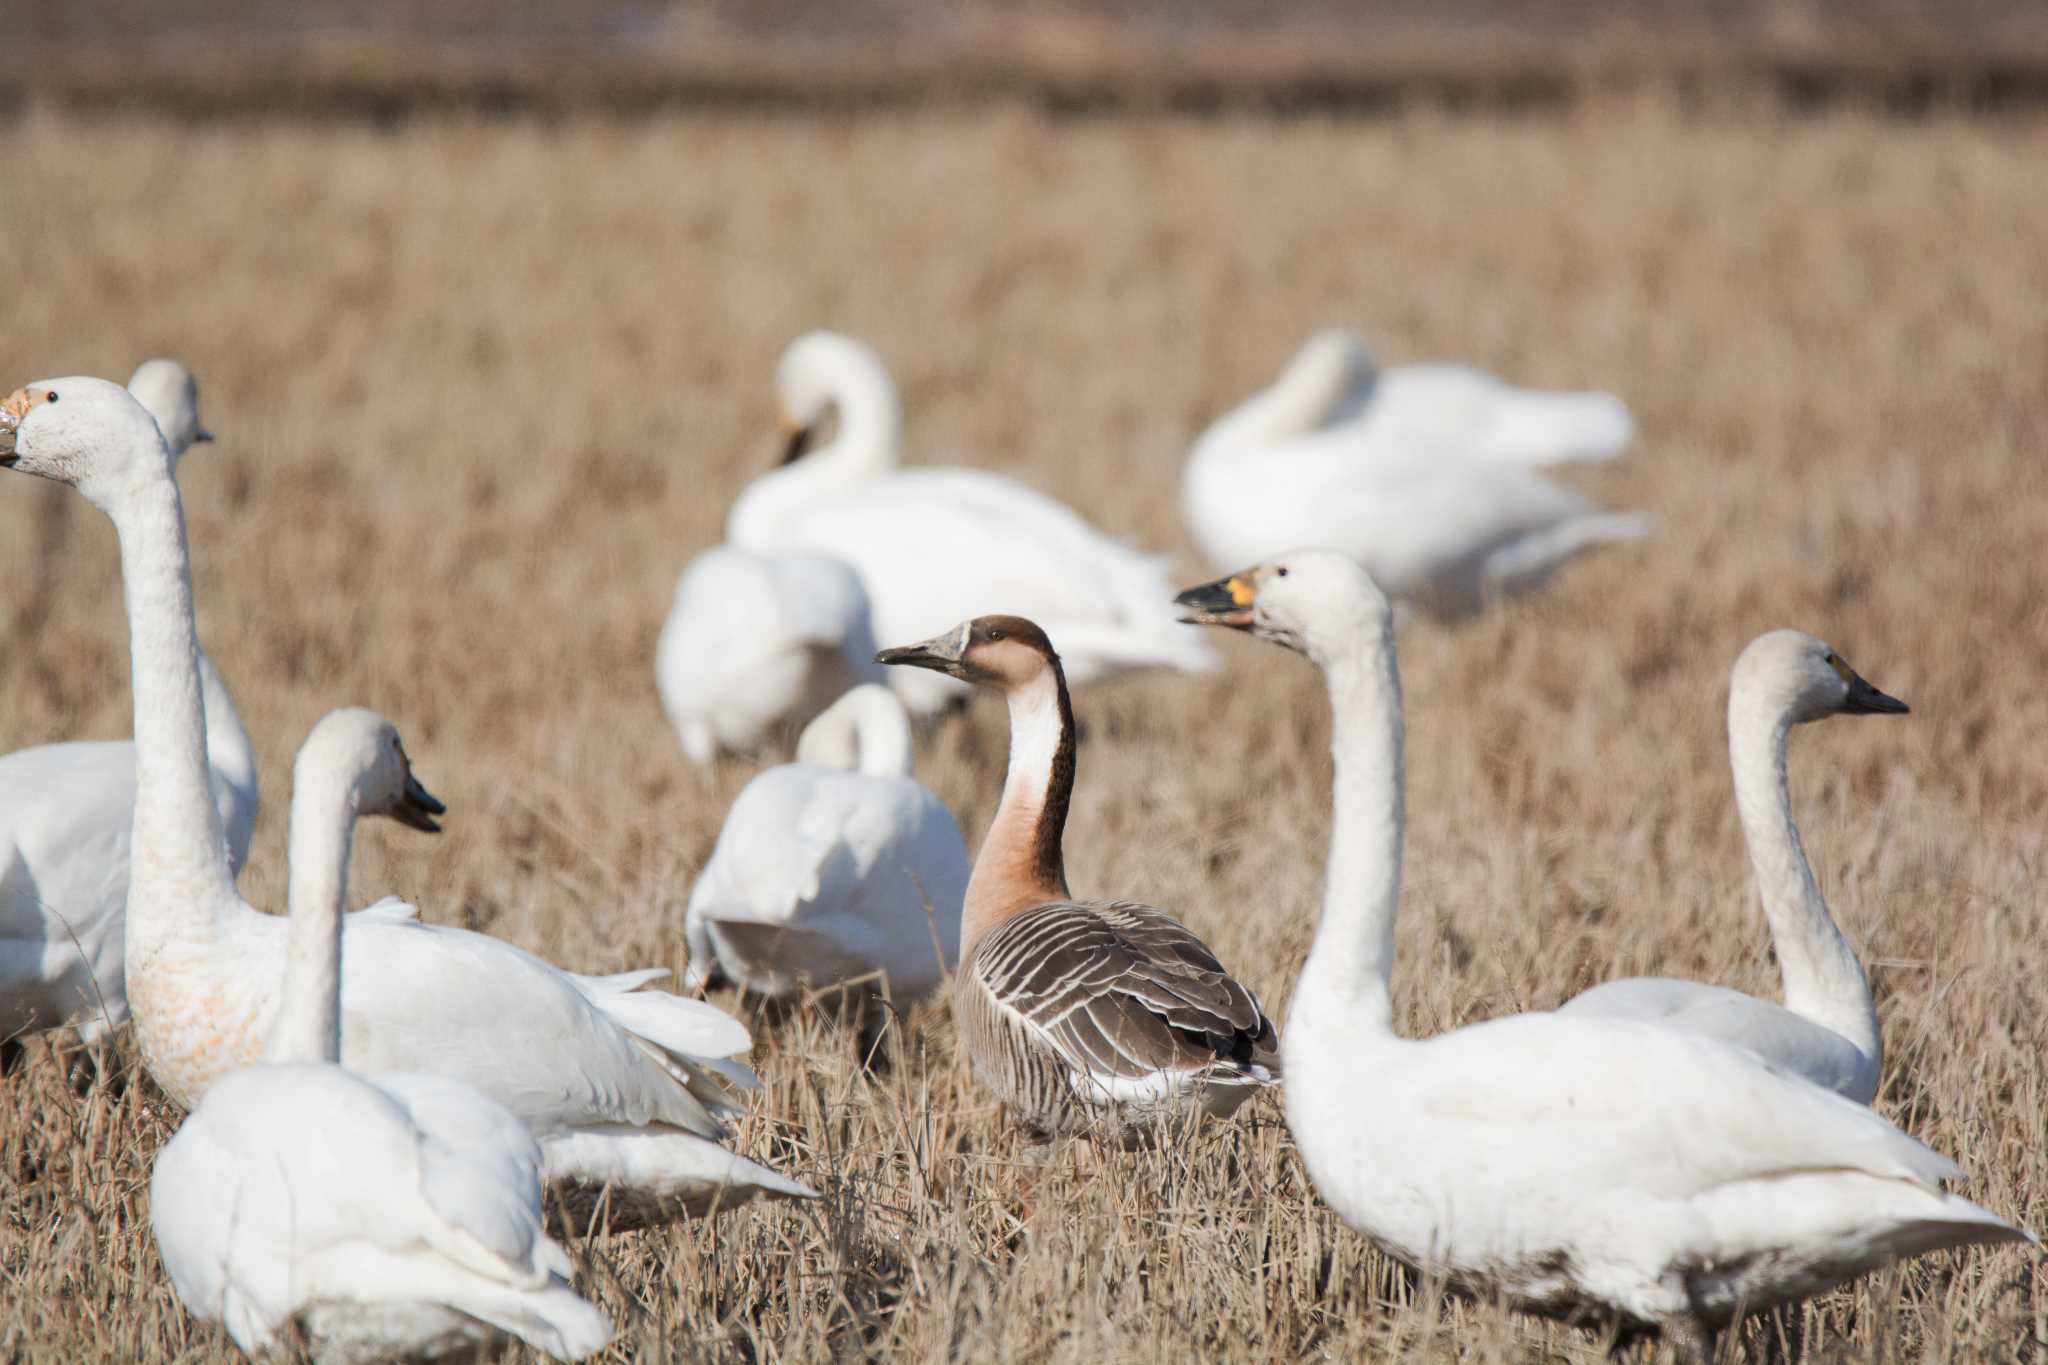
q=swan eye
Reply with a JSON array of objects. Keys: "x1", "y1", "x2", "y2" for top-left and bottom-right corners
[
  {"x1": 44, "y1": 391, "x2": 57, "y2": 403},
  {"x1": 1276, "y1": 567, "x2": 1289, "y2": 578}
]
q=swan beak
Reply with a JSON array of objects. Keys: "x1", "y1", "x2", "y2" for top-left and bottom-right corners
[
  {"x1": 1174, "y1": 573, "x2": 1259, "y2": 629},
  {"x1": 194, "y1": 426, "x2": 216, "y2": 444},
  {"x1": 393, "y1": 771, "x2": 447, "y2": 833},
  {"x1": 1843, "y1": 672, "x2": 1909, "y2": 716},
  {"x1": 777, "y1": 415, "x2": 816, "y2": 466},
  {"x1": 876, "y1": 621, "x2": 971, "y2": 675}
]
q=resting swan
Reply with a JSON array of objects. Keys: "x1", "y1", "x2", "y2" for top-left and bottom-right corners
[
  {"x1": 1558, "y1": 628, "x2": 1907, "y2": 1102},
  {"x1": 878, "y1": 616, "x2": 1277, "y2": 1138},
  {"x1": 1176, "y1": 550, "x2": 2029, "y2": 1340},
  {"x1": 0, "y1": 377, "x2": 813, "y2": 1230},
  {"x1": 0, "y1": 359, "x2": 255, "y2": 1049},
  {"x1": 728, "y1": 331, "x2": 1213, "y2": 717},
  {"x1": 152, "y1": 706, "x2": 612, "y2": 1363},
  {"x1": 684, "y1": 685, "x2": 967, "y2": 1003},
  {"x1": 655, "y1": 543, "x2": 884, "y2": 763},
  {"x1": 1184, "y1": 332, "x2": 1649, "y2": 619}
]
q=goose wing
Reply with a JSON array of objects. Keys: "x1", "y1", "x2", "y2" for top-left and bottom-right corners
[{"x1": 974, "y1": 900, "x2": 1279, "y2": 1086}]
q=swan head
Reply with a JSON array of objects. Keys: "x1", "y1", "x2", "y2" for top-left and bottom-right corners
[
  {"x1": 1734, "y1": 629, "x2": 1908, "y2": 726},
  {"x1": 0, "y1": 377, "x2": 173, "y2": 504},
  {"x1": 296, "y1": 707, "x2": 448, "y2": 834},
  {"x1": 126, "y1": 359, "x2": 214, "y2": 458},
  {"x1": 774, "y1": 330, "x2": 891, "y2": 466},
  {"x1": 1175, "y1": 548, "x2": 1391, "y2": 663},
  {"x1": 876, "y1": 615, "x2": 1060, "y2": 691},
  {"x1": 1288, "y1": 329, "x2": 1379, "y2": 401}
]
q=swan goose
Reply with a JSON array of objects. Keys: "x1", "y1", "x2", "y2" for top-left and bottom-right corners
[
  {"x1": 0, "y1": 376, "x2": 813, "y2": 1231},
  {"x1": 1558, "y1": 628, "x2": 1906, "y2": 1103},
  {"x1": 656, "y1": 543, "x2": 885, "y2": 763},
  {"x1": 684, "y1": 684, "x2": 968, "y2": 1003},
  {"x1": 1184, "y1": 331, "x2": 1650, "y2": 619},
  {"x1": 878, "y1": 615, "x2": 1277, "y2": 1138},
  {"x1": 728, "y1": 331, "x2": 1214, "y2": 717},
  {"x1": 152, "y1": 706, "x2": 612, "y2": 1363},
  {"x1": 1, "y1": 360, "x2": 256, "y2": 1049},
  {"x1": 1176, "y1": 550, "x2": 2029, "y2": 1339}
]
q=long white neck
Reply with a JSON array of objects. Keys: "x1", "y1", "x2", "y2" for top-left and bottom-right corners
[
  {"x1": 960, "y1": 666, "x2": 1073, "y2": 952},
  {"x1": 196, "y1": 647, "x2": 260, "y2": 872},
  {"x1": 268, "y1": 757, "x2": 355, "y2": 1063},
  {"x1": 1727, "y1": 684, "x2": 1879, "y2": 1061},
  {"x1": 797, "y1": 686, "x2": 913, "y2": 777},
  {"x1": 1291, "y1": 621, "x2": 1406, "y2": 1043},
  {"x1": 1198, "y1": 347, "x2": 1358, "y2": 454},
  {"x1": 111, "y1": 470, "x2": 237, "y2": 958}
]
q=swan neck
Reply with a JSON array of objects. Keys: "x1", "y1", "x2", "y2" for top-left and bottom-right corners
[
  {"x1": 270, "y1": 761, "x2": 353, "y2": 1063},
  {"x1": 1201, "y1": 350, "x2": 1352, "y2": 452},
  {"x1": 1293, "y1": 630, "x2": 1404, "y2": 1039},
  {"x1": 112, "y1": 471, "x2": 236, "y2": 956},
  {"x1": 961, "y1": 663, "x2": 1074, "y2": 950},
  {"x1": 803, "y1": 688, "x2": 914, "y2": 777},
  {"x1": 197, "y1": 647, "x2": 260, "y2": 871},
  {"x1": 1727, "y1": 684, "x2": 1877, "y2": 1051},
  {"x1": 825, "y1": 361, "x2": 902, "y2": 475}
]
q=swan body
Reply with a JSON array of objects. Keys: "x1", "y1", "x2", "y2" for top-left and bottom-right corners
[
  {"x1": 1184, "y1": 332, "x2": 1649, "y2": 619},
  {"x1": 0, "y1": 360, "x2": 255, "y2": 1045},
  {"x1": 0, "y1": 377, "x2": 812, "y2": 1229},
  {"x1": 152, "y1": 707, "x2": 612, "y2": 1362},
  {"x1": 684, "y1": 685, "x2": 968, "y2": 1001},
  {"x1": 1559, "y1": 629, "x2": 1906, "y2": 1102},
  {"x1": 728, "y1": 331, "x2": 1213, "y2": 716},
  {"x1": 656, "y1": 544, "x2": 884, "y2": 763},
  {"x1": 879, "y1": 616, "x2": 1277, "y2": 1138},
  {"x1": 1176, "y1": 551, "x2": 2029, "y2": 1334}
]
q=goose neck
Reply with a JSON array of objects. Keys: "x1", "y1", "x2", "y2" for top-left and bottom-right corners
[
  {"x1": 1291, "y1": 628, "x2": 1404, "y2": 1043},
  {"x1": 269, "y1": 760, "x2": 355, "y2": 1063},
  {"x1": 960, "y1": 664, "x2": 1074, "y2": 951},
  {"x1": 110, "y1": 470, "x2": 236, "y2": 957},
  {"x1": 1727, "y1": 684, "x2": 1877, "y2": 1052}
]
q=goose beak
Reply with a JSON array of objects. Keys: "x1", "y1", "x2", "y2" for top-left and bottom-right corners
[
  {"x1": 1174, "y1": 573, "x2": 1259, "y2": 629},
  {"x1": 0, "y1": 388, "x2": 31, "y2": 467},
  {"x1": 1843, "y1": 672, "x2": 1909, "y2": 716},
  {"x1": 777, "y1": 415, "x2": 815, "y2": 466},
  {"x1": 876, "y1": 621, "x2": 971, "y2": 674},
  {"x1": 393, "y1": 771, "x2": 447, "y2": 833}
]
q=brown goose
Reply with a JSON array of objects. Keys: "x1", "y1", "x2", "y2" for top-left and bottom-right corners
[{"x1": 877, "y1": 615, "x2": 1278, "y2": 1139}]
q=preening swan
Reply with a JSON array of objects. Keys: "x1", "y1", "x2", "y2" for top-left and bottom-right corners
[
  {"x1": 728, "y1": 331, "x2": 1213, "y2": 717},
  {"x1": 878, "y1": 616, "x2": 1277, "y2": 1138},
  {"x1": 1559, "y1": 628, "x2": 1907, "y2": 1103},
  {"x1": 1184, "y1": 331, "x2": 1649, "y2": 619},
  {"x1": 151, "y1": 706, "x2": 612, "y2": 1363},
  {"x1": 0, "y1": 377, "x2": 813, "y2": 1231},
  {"x1": 656, "y1": 543, "x2": 884, "y2": 763},
  {"x1": 1177, "y1": 550, "x2": 2028, "y2": 1339},
  {"x1": 684, "y1": 685, "x2": 968, "y2": 1004},
  {"x1": 0, "y1": 360, "x2": 255, "y2": 1049}
]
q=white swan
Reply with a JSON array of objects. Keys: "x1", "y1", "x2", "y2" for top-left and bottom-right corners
[
  {"x1": 152, "y1": 706, "x2": 612, "y2": 1363},
  {"x1": 1184, "y1": 331, "x2": 1650, "y2": 619},
  {"x1": 0, "y1": 360, "x2": 255, "y2": 1048},
  {"x1": 1558, "y1": 629, "x2": 1908, "y2": 1103},
  {"x1": 0, "y1": 377, "x2": 813, "y2": 1231},
  {"x1": 1176, "y1": 550, "x2": 2029, "y2": 1340},
  {"x1": 727, "y1": 330, "x2": 1213, "y2": 716},
  {"x1": 684, "y1": 684, "x2": 967, "y2": 1004},
  {"x1": 655, "y1": 543, "x2": 884, "y2": 763}
]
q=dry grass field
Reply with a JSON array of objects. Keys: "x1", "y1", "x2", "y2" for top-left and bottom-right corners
[{"x1": 1, "y1": 96, "x2": 2044, "y2": 1361}]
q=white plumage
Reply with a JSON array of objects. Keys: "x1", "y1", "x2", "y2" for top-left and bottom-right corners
[
  {"x1": 1176, "y1": 550, "x2": 2030, "y2": 1339},
  {"x1": 656, "y1": 543, "x2": 884, "y2": 763},
  {"x1": 1559, "y1": 628, "x2": 1908, "y2": 1102},
  {"x1": 1183, "y1": 331, "x2": 1649, "y2": 619},
  {"x1": 684, "y1": 684, "x2": 967, "y2": 1002},
  {"x1": 0, "y1": 360, "x2": 256, "y2": 1047},
  {"x1": 151, "y1": 707, "x2": 612, "y2": 1363},
  {"x1": 727, "y1": 330, "x2": 1213, "y2": 716}
]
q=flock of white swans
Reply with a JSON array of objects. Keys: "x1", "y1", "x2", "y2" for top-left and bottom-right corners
[{"x1": 0, "y1": 334, "x2": 2029, "y2": 1360}]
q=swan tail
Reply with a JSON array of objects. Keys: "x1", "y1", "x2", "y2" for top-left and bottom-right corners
[
  {"x1": 1481, "y1": 509, "x2": 1652, "y2": 602},
  {"x1": 1470, "y1": 390, "x2": 1636, "y2": 467}
]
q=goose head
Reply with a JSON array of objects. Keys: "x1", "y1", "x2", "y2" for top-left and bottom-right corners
[
  {"x1": 1733, "y1": 629, "x2": 1908, "y2": 726},
  {"x1": 296, "y1": 707, "x2": 447, "y2": 833},
  {"x1": 876, "y1": 615, "x2": 1061, "y2": 692},
  {"x1": 127, "y1": 359, "x2": 214, "y2": 458},
  {"x1": 0, "y1": 376, "x2": 173, "y2": 506},
  {"x1": 1176, "y1": 548, "x2": 1391, "y2": 664},
  {"x1": 773, "y1": 330, "x2": 898, "y2": 467}
]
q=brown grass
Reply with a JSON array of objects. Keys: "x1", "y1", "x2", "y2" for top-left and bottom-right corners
[{"x1": 1, "y1": 98, "x2": 2044, "y2": 1361}]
